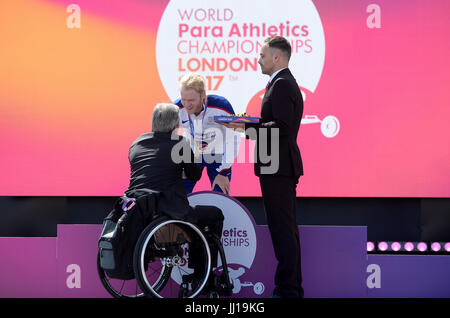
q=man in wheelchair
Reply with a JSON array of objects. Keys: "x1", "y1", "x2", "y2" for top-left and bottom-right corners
[{"x1": 121, "y1": 103, "x2": 231, "y2": 298}]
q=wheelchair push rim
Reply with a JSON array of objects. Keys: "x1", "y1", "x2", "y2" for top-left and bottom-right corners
[
  {"x1": 96, "y1": 251, "x2": 145, "y2": 298},
  {"x1": 134, "y1": 218, "x2": 212, "y2": 298}
]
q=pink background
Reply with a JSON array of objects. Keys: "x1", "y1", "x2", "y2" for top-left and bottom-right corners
[{"x1": 0, "y1": 0, "x2": 449, "y2": 197}]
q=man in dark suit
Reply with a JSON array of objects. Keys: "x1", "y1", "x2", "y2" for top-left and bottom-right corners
[
  {"x1": 221, "y1": 36, "x2": 304, "y2": 298},
  {"x1": 125, "y1": 103, "x2": 202, "y2": 219},
  {"x1": 125, "y1": 103, "x2": 224, "y2": 273}
]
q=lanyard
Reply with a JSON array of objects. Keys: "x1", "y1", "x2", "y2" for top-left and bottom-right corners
[
  {"x1": 187, "y1": 101, "x2": 208, "y2": 159},
  {"x1": 187, "y1": 102, "x2": 208, "y2": 139}
]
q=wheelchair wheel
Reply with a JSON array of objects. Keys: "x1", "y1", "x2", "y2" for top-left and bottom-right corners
[
  {"x1": 133, "y1": 217, "x2": 211, "y2": 298},
  {"x1": 97, "y1": 251, "x2": 145, "y2": 298}
]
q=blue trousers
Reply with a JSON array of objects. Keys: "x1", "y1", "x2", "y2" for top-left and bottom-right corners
[{"x1": 183, "y1": 162, "x2": 231, "y2": 194}]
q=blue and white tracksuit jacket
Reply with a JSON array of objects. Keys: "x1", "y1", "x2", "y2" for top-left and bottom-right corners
[{"x1": 173, "y1": 95, "x2": 241, "y2": 193}]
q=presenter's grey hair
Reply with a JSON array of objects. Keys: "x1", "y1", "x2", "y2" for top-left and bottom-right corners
[{"x1": 152, "y1": 103, "x2": 180, "y2": 132}]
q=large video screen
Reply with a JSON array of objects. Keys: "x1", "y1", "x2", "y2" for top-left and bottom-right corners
[{"x1": 1, "y1": 0, "x2": 449, "y2": 197}]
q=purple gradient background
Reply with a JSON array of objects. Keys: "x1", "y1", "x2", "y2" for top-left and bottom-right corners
[{"x1": 0, "y1": 221, "x2": 449, "y2": 297}]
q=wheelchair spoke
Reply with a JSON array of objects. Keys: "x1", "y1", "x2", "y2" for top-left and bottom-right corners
[
  {"x1": 133, "y1": 218, "x2": 213, "y2": 298},
  {"x1": 177, "y1": 265, "x2": 190, "y2": 276},
  {"x1": 147, "y1": 264, "x2": 163, "y2": 277},
  {"x1": 119, "y1": 280, "x2": 125, "y2": 294}
]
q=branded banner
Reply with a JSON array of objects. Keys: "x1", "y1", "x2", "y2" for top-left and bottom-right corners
[
  {"x1": 1, "y1": 192, "x2": 449, "y2": 298},
  {"x1": 1, "y1": 0, "x2": 449, "y2": 197},
  {"x1": 0, "y1": 192, "x2": 368, "y2": 297}
]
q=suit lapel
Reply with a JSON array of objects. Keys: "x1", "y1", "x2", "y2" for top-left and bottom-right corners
[
  {"x1": 261, "y1": 68, "x2": 292, "y2": 117},
  {"x1": 263, "y1": 68, "x2": 291, "y2": 99},
  {"x1": 268, "y1": 68, "x2": 291, "y2": 88}
]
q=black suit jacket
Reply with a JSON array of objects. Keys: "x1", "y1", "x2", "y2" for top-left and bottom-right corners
[
  {"x1": 124, "y1": 132, "x2": 202, "y2": 219},
  {"x1": 246, "y1": 68, "x2": 303, "y2": 177}
]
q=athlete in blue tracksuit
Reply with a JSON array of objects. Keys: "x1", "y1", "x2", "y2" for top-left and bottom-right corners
[{"x1": 174, "y1": 73, "x2": 241, "y2": 194}]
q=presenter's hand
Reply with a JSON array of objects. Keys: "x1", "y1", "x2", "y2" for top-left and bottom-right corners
[
  {"x1": 219, "y1": 122, "x2": 245, "y2": 132},
  {"x1": 212, "y1": 174, "x2": 230, "y2": 195}
]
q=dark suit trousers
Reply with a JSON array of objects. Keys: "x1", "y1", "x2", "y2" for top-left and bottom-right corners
[
  {"x1": 259, "y1": 175, "x2": 303, "y2": 298},
  {"x1": 187, "y1": 205, "x2": 224, "y2": 273}
]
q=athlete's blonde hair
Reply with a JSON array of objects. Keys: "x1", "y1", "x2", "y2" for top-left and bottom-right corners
[{"x1": 179, "y1": 73, "x2": 206, "y2": 95}]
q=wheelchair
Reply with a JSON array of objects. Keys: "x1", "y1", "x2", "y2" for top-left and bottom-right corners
[
  {"x1": 97, "y1": 214, "x2": 233, "y2": 298},
  {"x1": 97, "y1": 251, "x2": 145, "y2": 298}
]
